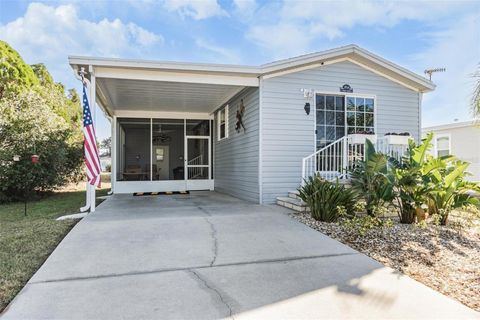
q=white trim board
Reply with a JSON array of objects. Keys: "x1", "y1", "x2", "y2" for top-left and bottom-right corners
[
  {"x1": 114, "y1": 110, "x2": 213, "y2": 119},
  {"x1": 95, "y1": 67, "x2": 259, "y2": 87}
]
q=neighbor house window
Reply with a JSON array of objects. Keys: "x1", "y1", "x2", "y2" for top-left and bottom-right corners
[
  {"x1": 436, "y1": 135, "x2": 450, "y2": 157},
  {"x1": 217, "y1": 105, "x2": 228, "y2": 141}
]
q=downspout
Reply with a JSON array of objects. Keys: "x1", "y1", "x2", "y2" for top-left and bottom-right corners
[
  {"x1": 419, "y1": 91, "x2": 423, "y2": 143},
  {"x1": 258, "y1": 75, "x2": 263, "y2": 205}
]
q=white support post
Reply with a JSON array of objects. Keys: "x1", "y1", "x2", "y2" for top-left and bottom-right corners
[
  {"x1": 110, "y1": 115, "x2": 116, "y2": 195},
  {"x1": 343, "y1": 137, "x2": 348, "y2": 178},
  {"x1": 89, "y1": 65, "x2": 96, "y2": 213}
]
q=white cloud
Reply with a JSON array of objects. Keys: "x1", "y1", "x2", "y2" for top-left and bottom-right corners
[
  {"x1": 0, "y1": 2, "x2": 164, "y2": 140},
  {"x1": 246, "y1": 0, "x2": 476, "y2": 58},
  {"x1": 0, "y1": 3, "x2": 162, "y2": 83},
  {"x1": 163, "y1": 0, "x2": 227, "y2": 20},
  {"x1": 413, "y1": 14, "x2": 480, "y2": 126},
  {"x1": 195, "y1": 38, "x2": 242, "y2": 63},
  {"x1": 233, "y1": 0, "x2": 256, "y2": 16}
]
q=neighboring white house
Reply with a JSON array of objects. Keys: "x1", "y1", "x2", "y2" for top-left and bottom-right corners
[
  {"x1": 423, "y1": 121, "x2": 480, "y2": 182},
  {"x1": 69, "y1": 44, "x2": 435, "y2": 208}
]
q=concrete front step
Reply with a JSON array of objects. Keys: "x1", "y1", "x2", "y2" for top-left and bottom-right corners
[
  {"x1": 288, "y1": 190, "x2": 301, "y2": 200},
  {"x1": 276, "y1": 196, "x2": 310, "y2": 213}
]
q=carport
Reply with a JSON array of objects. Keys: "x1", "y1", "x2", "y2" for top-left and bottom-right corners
[{"x1": 69, "y1": 56, "x2": 260, "y2": 211}]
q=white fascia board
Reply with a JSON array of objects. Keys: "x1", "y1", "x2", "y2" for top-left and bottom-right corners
[
  {"x1": 422, "y1": 121, "x2": 477, "y2": 132},
  {"x1": 94, "y1": 67, "x2": 259, "y2": 87},
  {"x1": 69, "y1": 56, "x2": 260, "y2": 75},
  {"x1": 114, "y1": 110, "x2": 213, "y2": 119}
]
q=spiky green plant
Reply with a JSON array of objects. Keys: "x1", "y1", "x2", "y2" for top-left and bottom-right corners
[{"x1": 298, "y1": 174, "x2": 358, "y2": 222}]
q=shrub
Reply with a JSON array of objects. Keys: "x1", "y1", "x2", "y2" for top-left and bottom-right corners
[
  {"x1": 0, "y1": 92, "x2": 83, "y2": 202},
  {"x1": 298, "y1": 174, "x2": 358, "y2": 222},
  {"x1": 350, "y1": 139, "x2": 394, "y2": 216}
]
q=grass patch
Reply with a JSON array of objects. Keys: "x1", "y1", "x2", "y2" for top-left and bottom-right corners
[{"x1": 0, "y1": 188, "x2": 108, "y2": 312}]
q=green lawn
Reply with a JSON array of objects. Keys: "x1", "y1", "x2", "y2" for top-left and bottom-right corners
[{"x1": 0, "y1": 188, "x2": 108, "y2": 312}]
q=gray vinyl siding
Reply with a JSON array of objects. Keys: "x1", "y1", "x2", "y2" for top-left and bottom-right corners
[
  {"x1": 260, "y1": 60, "x2": 420, "y2": 203},
  {"x1": 214, "y1": 87, "x2": 260, "y2": 202}
]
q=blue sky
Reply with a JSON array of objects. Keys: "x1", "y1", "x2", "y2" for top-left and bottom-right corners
[{"x1": 1, "y1": 0, "x2": 479, "y2": 140}]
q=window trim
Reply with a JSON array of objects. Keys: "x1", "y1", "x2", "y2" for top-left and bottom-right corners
[
  {"x1": 434, "y1": 133, "x2": 451, "y2": 157},
  {"x1": 217, "y1": 105, "x2": 229, "y2": 141}
]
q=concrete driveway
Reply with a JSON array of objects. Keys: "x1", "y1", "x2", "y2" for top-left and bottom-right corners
[{"x1": 2, "y1": 192, "x2": 478, "y2": 319}]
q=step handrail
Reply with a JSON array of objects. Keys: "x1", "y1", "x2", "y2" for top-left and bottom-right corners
[{"x1": 301, "y1": 136, "x2": 348, "y2": 184}]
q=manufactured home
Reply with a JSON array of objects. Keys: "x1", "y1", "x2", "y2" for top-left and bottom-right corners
[
  {"x1": 423, "y1": 121, "x2": 480, "y2": 182},
  {"x1": 69, "y1": 44, "x2": 435, "y2": 207}
]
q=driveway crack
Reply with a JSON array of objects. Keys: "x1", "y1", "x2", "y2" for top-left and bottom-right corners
[
  {"x1": 198, "y1": 206, "x2": 218, "y2": 267},
  {"x1": 189, "y1": 269, "x2": 233, "y2": 318}
]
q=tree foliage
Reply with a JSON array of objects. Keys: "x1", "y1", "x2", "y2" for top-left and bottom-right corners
[{"x1": 0, "y1": 41, "x2": 83, "y2": 202}]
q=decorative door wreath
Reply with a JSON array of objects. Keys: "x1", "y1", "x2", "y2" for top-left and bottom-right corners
[{"x1": 235, "y1": 99, "x2": 246, "y2": 133}]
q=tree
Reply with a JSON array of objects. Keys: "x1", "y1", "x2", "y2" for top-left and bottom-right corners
[
  {"x1": 100, "y1": 137, "x2": 111, "y2": 157},
  {"x1": 473, "y1": 65, "x2": 480, "y2": 118},
  {"x1": 0, "y1": 41, "x2": 83, "y2": 202},
  {"x1": 0, "y1": 40, "x2": 39, "y2": 99}
]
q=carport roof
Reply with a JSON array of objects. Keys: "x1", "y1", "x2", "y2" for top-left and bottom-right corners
[{"x1": 69, "y1": 44, "x2": 435, "y2": 117}]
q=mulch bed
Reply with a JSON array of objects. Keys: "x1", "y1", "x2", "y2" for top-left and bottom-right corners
[{"x1": 291, "y1": 211, "x2": 480, "y2": 312}]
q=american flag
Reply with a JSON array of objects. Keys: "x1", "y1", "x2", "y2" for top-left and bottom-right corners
[{"x1": 82, "y1": 85, "x2": 101, "y2": 187}]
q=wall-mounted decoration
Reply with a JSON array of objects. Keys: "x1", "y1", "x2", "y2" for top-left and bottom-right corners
[
  {"x1": 340, "y1": 84, "x2": 353, "y2": 93},
  {"x1": 304, "y1": 102, "x2": 311, "y2": 115},
  {"x1": 235, "y1": 99, "x2": 246, "y2": 133}
]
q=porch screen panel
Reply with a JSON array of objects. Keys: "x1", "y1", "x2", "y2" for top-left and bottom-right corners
[
  {"x1": 152, "y1": 119, "x2": 185, "y2": 181},
  {"x1": 187, "y1": 138, "x2": 209, "y2": 179},
  {"x1": 116, "y1": 118, "x2": 151, "y2": 181},
  {"x1": 186, "y1": 119, "x2": 210, "y2": 136}
]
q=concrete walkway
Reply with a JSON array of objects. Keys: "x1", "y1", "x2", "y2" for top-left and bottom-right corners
[{"x1": 2, "y1": 192, "x2": 478, "y2": 319}]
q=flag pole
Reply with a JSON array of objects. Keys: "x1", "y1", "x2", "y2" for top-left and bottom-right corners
[
  {"x1": 74, "y1": 67, "x2": 92, "y2": 213},
  {"x1": 89, "y1": 65, "x2": 96, "y2": 213}
]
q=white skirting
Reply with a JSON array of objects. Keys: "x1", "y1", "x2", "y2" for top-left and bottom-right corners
[{"x1": 114, "y1": 180, "x2": 214, "y2": 194}]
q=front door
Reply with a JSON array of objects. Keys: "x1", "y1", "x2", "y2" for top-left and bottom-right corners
[{"x1": 185, "y1": 135, "x2": 212, "y2": 190}]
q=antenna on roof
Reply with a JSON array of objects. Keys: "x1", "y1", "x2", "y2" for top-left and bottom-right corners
[{"x1": 424, "y1": 67, "x2": 446, "y2": 80}]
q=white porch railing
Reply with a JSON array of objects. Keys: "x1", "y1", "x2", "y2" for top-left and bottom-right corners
[
  {"x1": 301, "y1": 135, "x2": 410, "y2": 184},
  {"x1": 187, "y1": 155, "x2": 203, "y2": 179},
  {"x1": 302, "y1": 136, "x2": 349, "y2": 182}
]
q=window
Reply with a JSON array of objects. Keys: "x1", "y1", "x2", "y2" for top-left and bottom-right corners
[
  {"x1": 217, "y1": 105, "x2": 228, "y2": 141},
  {"x1": 346, "y1": 96, "x2": 374, "y2": 134},
  {"x1": 316, "y1": 94, "x2": 345, "y2": 149},
  {"x1": 436, "y1": 135, "x2": 450, "y2": 157},
  {"x1": 156, "y1": 148, "x2": 164, "y2": 161}
]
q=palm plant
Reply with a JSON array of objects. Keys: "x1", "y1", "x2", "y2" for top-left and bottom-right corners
[
  {"x1": 390, "y1": 133, "x2": 439, "y2": 223},
  {"x1": 427, "y1": 159, "x2": 480, "y2": 225},
  {"x1": 350, "y1": 139, "x2": 394, "y2": 216}
]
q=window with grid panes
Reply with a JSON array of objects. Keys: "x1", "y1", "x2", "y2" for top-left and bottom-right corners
[{"x1": 316, "y1": 94, "x2": 345, "y2": 149}]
